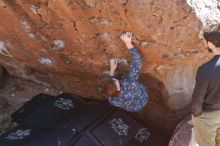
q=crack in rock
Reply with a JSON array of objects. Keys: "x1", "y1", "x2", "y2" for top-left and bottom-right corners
[{"x1": 71, "y1": 20, "x2": 85, "y2": 44}]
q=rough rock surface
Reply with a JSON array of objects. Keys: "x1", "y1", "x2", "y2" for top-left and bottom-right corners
[
  {"x1": 0, "y1": 113, "x2": 11, "y2": 133},
  {"x1": 0, "y1": 97, "x2": 8, "y2": 109},
  {"x1": 0, "y1": 0, "x2": 214, "y2": 132},
  {"x1": 169, "y1": 115, "x2": 193, "y2": 146},
  {"x1": 0, "y1": 66, "x2": 5, "y2": 79},
  {"x1": 0, "y1": 66, "x2": 8, "y2": 89}
]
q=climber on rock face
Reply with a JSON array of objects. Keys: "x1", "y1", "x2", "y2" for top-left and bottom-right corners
[
  {"x1": 192, "y1": 24, "x2": 220, "y2": 146},
  {"x1": 103, "y1": 32, "x2": 148, "y2": 112}
]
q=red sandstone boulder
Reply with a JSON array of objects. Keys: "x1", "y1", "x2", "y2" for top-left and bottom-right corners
[{"x1": 0, "y1": 0, "x2": 212, "y2": 132}]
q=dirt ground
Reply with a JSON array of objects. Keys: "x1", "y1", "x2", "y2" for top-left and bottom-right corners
[
  {"x1": 0, "y1": 76, "x2": 61, "y2": 115},
  {"x1": 0, "y1": 75, "x2": 62, "y2": 134}
]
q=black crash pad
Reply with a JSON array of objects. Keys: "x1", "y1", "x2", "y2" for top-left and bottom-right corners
[{"x1": 0, "y1": 93, "x2": 168, "y2": 146}]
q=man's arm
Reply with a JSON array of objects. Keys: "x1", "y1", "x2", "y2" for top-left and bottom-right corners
[{"x1": 192, "y1": 68, "x2": 209, "y2": 116}]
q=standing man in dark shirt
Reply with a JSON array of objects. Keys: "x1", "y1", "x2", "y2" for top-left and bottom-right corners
[
  {"x1": 103, "y1": 32, "x2": 148, "y2": 112},
  {"x1": 192, "y1": 24, "x2": 220, "y2": 146}
]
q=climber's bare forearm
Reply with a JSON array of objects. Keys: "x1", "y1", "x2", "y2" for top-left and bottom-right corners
[
  {"x1": 125, "y1": 42, "x2": 134, "y2": 50},
  {"x1": 109, "y1": 68, "x2": 115, "y2": 76},
  {"x1": 109, "y1": 58, "x2": 117, "y2": 76}
]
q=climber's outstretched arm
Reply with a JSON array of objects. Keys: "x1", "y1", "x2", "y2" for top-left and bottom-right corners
[
  {"x1": 120, "y1": 32, "x2": 142, "y2": 81},
  {"x1": 109, "y1": 58, "x2": 118, "y2": 80}
]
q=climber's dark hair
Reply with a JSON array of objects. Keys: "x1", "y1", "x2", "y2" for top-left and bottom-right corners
[
  {"x1": 102, "y1": 79, "x2": 119, "y2": 97},
  {"x1": 203, "y1": 24, "x2": 220, "y2": 47}
]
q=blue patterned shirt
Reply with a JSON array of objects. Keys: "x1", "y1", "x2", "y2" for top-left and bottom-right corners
[{"x1": 108, "y1": 47, "x2": 148, "y2": 112}]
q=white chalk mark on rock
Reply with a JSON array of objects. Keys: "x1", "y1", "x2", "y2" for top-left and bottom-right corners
[
  {"x1": 40, "y1": 48, "x2": 47, "y2": 53},
  {"x1": 54, "y1": 40, "x2": 65, "y2": 48},
  {"x1": 53, "y1": 40, "x2": 65, "y2": 51},
  {"x1": 140, "y1": 41, "x2": 148, "y2": 47},
  {"x1": 30, "y1": 5, "x2": 40, "y2": 14},
  {"x1": 21, "y1": 20, "x2": 31, "y2": 31},
  {"x1": 100, "y1": 18, "x2": 111, "y2": 25},
  {"x1": 21, "y1": 20, "x2": 36, "y2": 39},
  {"x1": 39, "y1": 57, "x2": 53, "y2": 65},
  {"x1": 21, "y1": 20, "x2": 45, "y2": 40},
  {"x1": 40, "y1": 35, "x2": 47, "y2": 41},
  {"x1": 100, "y1": 32, "x2": 111, "y2": 40},
  {"x1": 28, "y1": 33, "x2": 36, "y2": 39}
]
